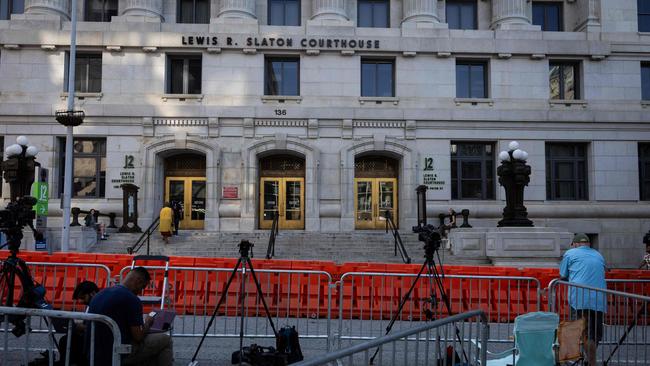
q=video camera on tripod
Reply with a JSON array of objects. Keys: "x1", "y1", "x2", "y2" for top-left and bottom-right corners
[{"x1": 0, "y1": 197, "x2": 39, "y2": 251}]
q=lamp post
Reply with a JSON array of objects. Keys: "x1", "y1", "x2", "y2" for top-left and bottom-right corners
[
  {"x1": 55, "y1": 0, "x2": 84, "y2": 252},
  {"x1": 1, "y1": 136, "x2": 40, "y2": 253},
  {"x1": 497, "y1": 141, "x2": 534, "y2": 227}
]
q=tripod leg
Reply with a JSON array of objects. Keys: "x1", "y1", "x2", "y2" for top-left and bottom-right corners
[
  {"x1": 245, "y1": 257, "x2": 279, "y2": 337},
  {"x1": 369, "y1": 261, "x2": 428, "y2": 365},
  {"x1": 239, "y1": 259, "x2": 248, "y2": 365},
  {"x1": 190, "y1": 257, "x2": 243, "y2": 363}
]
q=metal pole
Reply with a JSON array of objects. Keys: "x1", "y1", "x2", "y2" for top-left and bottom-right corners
[{"x1": 61, "y1": 0, "x2": 78, "y2": 252}]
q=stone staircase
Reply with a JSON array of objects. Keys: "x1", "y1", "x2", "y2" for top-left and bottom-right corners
[{"x1": 90, "y1": 229, "x2": 488, "y2": 265}]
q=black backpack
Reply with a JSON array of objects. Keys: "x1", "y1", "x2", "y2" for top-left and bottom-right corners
[{"x1": 277, "y1": 326, "x2": 303, "y2": 364}]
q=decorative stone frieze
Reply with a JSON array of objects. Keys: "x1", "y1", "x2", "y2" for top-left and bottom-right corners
[
  {"x1": 24, "y1": 0, "x2": 69, "y2": 19},
  {"x1": 311, "y1": 0, "x2": 348, "y2": 22},
  {"x1": 402, "y1": 0, "x2": 440, "y2": 25},
  {"x1": 490, "y1": 0, "x2": 537, "y2": 30},
  {"x1": 121, "y1": 0, "x2": 164, "y2": 19},
  {"x1": 218, "y1": 0, "x2": 256, "y2": 19}
]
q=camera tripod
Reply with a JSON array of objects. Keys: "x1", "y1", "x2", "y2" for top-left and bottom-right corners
[
  {"x1": 189, "y1": 240, "x2": 279, "y2": 366},
  {"x1": 369, "y1": 237, "x2": 468, "y2": 365},
  {"x1": 0, "y1": 198, "x2": 44, "y2": 336}
]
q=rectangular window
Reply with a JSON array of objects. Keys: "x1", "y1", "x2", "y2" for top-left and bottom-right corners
[
  {"x1": 639, "y1": 0, "x2": 650, "y2": 32},
  {"x1": 59, "y1": 138, "x2": 106, "y2": 198},
  {"x1": 166, "y1": 55, "x2": 202, "y2": 94},
  {"x1": 357, "y1": 0, "x2": 389, "y2": 28},
  {"x1": 0, "y1": 0, "x2": 23, "y2": 20},
  {"x1": 532, "y1": 2, "x2": 562, "y2": 31},
  {"x1": 546, "y1": 143, "x2": 588, "y2": 200},
  {"x1": 64, "y1": 53, "x2": 102, "y2": 93},
  {"x1": 451, "y1": 142, "x2": 495, "y2": 200},
  {"x1": 642, "y1": 63, "x2": 650, "y2": 100},
  {"x1": 177, "y1": 0, "x2": 209, "y2": 23},
  {"x1": 549, "y1": 62, "x2": 579, "y2": 100},
  {"x1": 268, "y1": 0, "x2": 300, "y2": 26},
  {"x1": 265, "y1": 57, "x2": 300, "y2": 96},
  {"x1": 446, "y1": 0, "x2": 477, "y2": 30},
  {"x1": 85, "y1": 0, "x2": 117, "y2": 21},
  {"x1": 361, "y1": 58, "x2": 395, "y2": 97},
  {"x1": 639, "y1": 143, "x2": 650, "y2": 200},
  {"x1": 456, "y1": 60, "x2": 487, "y2": 98}
]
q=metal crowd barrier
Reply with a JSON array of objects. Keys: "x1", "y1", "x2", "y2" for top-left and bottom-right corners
[
  {"x1": 0, "y1": 306, "x2": 130, "y2": 366},
  {"x1": 294, "y1": 310, "x2": 488, "y2": 366},
  {"x1": 548, "y1": 279, "x2": 650, "y2": 365},
  {"x1": 27, "y1": 262, "x2": 112, "y2": 312},
  {"x1": 337, "y1": 272, "x2": 541, "y2": 348},
  {"x1": 119, "y1": 265, "x2": 334, "y2": 350}
]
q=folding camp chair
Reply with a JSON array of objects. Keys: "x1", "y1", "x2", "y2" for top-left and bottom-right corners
[
  {"x1": 131, "y1": 255, "x2": 170, "y2": 309},
  {"x1": 479, "y1": 312, "x2": 559, "y2": 366},
  {"x1": 555, "y1": 318, "x2": 586, "y2": 365}
]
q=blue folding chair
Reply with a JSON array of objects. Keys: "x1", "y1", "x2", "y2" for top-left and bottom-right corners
[{"x1": 481, "y1": 312, "x2": 559, "y2": 366}]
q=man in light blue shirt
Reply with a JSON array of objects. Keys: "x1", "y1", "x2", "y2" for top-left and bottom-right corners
[{"x1": 560, "y1": 233, "x2": 607, "y2": 366}]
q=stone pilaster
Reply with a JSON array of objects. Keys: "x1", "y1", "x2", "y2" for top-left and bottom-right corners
[
  {"x1": 573, "y1": 0, "x2": 601, "y2": 32},
  {"x1": 121, "y1": 0, "x2": 164, "y2": 19},
  {"x1": 218, "y1": 0, "x2": 256, "y2": 19},
  {"x1": 24, "y1": 0, "x2": 69, "y2": 19},
  {"x1": 311, "y1": 0, "x2": 348, "y2": 22},
  {"x1": 491, "y1": 0, "x2": 538, "y2": 30},
  {"x1": 402, "y1": 0, "x2": 439, "y2": 25}
]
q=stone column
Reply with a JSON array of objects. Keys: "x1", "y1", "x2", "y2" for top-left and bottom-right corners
[
  {"x1": 402, "y1": 0, "x2": 439, "y2": 24},
  {"x1": 24, "y1": 0, "x2": 70, "y2": 19},
  {"x1": 121, "y1": 0, "x2": 164, "y2": 19},
  {"x1": 491, "y1": 0, "x2": 537, "y2": 30},
  {"x1": 311, "y1": 0, "x2": 348, "y2": 22},
  {"x1": 218, "y1": 0, "x2": 256, "y2": 19}
]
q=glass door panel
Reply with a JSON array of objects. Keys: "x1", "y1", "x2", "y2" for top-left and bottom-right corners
[
  {"x1": 165, "y1": 177, "x2": 205, "y2": 230},
  {"x1": 355, "y1": 178, "x2": 398, "y2": 229},
  {"x1": 355, "y1": 179, "x2": 375, "y2": 229},
  {"x1": 282, "y1": 178, "x2": 304, "y2": 229},
  {"x1": 378, "y1": 179, "x2": 397, "y2": 228},
  {"x1": 188, "y1": 180, "x2": 206, "y2": 229},
  {"x1": 259, "y1": 177, "x2": 304, "y2": 230}
]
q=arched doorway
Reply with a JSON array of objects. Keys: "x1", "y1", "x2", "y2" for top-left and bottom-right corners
[
  {"x1": 164, "y1": 153, "x2": 206, "y2": 230},
  {"x1": 258, "y1": 154, "x2": 305, "y2": 230},
  {"x1": 354, "y1": 155, "x2": 398, "y2": 229}
]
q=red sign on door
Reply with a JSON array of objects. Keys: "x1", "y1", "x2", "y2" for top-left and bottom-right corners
[{"x1": 222, "y1": 186, "x2": 239, "y2": 199}]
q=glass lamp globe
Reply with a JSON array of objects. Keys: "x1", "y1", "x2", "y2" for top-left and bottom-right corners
[{"x1": 508, "y1": 141, "x2": 519, "y2": 151}]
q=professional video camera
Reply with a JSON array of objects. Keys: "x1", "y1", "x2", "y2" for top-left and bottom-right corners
[{"x1": 0, "y1": 196, "x2": 39, "y2": 252}]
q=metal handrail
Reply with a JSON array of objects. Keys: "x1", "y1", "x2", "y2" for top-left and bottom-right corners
[
  {"x1": 0, "y1": 306, "x2": 130, "y2": 366},
  {"x1": 385, "y1": 210, "x2": 410, "y2": 264},
  {"x1": 127, "y1": 216, "x2": 160, "y2": 255},
  {"x1": 293, "y1": 309, "x2": 488, "y2": 366},
  {"x1": 266, "y1": 211, "x2": 280, "y2": 259},
  {"x1": 547, "y1": 279, "x2": 650, "y2": 311}
]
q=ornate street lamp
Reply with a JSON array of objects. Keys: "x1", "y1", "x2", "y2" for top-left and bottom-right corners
[
  {"x1": 1, "y1": 136, "x2": 40, "y2": 252},
  {"x1": 497, "y1": 141, "x2": 534, "y2": 227}
]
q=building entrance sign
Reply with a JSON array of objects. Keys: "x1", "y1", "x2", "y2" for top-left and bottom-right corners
[
  {"x1": 354, "y1": 178, "x2": 398, "y2": 230},
  {"x1": 259, "y1": 177, "x2": 304, "y2": 230},
  {"x1": 165, "y1": 177, "x2": 206, "y2": 230}
]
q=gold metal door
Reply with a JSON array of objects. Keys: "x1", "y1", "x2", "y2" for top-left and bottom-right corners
[
  {"x1": 259, "y1": 177, "x2": 304, "y2": 230},
  {"x1": 354, "y1": 178, "x2": 397, "y2": 229},
  {"x1": 165, "y1": 177, "x2": 206, "y2": 230}
]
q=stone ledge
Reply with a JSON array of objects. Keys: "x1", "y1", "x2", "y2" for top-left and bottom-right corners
[
  {"x1": 261, "y1": 95, "x2": 302, "y2": 104},
  {"x1": 454, "y1": 98, "x2": 494, "y2": 106},
  {"x1": 359, "y1": 96, "x2": 399, "y2": 105},
  {"x1": 161, "y1": 93, "x2": 203, "y2": 102},
  {"x1": 549, "y1": 99, "x2": 588, "y2": 108},
  {"x1": 60, "y1": 92, "x2": 103, "y2": 101}
]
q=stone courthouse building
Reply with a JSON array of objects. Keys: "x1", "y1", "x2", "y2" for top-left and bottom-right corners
[{"x1": 0, "y1": 0, "x2": 649, "y2": 266}]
